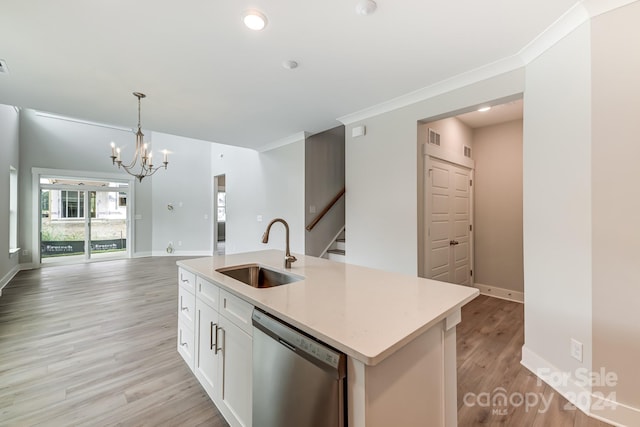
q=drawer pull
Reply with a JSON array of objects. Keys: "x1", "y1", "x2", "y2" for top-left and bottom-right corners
[
  {"x1": 181, "y1": 274, "x2": 190, "y2": 283},
  {"x1": 180, "y1": 341, "x2": 188, "y2": 348},
  {"x1": 181, "y1": 306, "x2": 189, "y2": 312}
]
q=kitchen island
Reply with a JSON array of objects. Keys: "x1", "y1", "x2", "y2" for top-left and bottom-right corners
[{"x1": 177, "y1": 250, "x2": 478, "y2": 427}]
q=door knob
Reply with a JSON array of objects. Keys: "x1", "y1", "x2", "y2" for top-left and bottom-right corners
[{"x1": 449, "y1": 240, "x2": 459, "y2": 246}]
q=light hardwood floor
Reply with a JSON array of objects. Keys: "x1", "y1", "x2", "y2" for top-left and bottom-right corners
[
  {"x1": 0, "y1": 258, "x2": 612, "y2": 426},
  {"x1": 458, "y1": 295, "x2": 611, "y2": 427},
  {"x1": 0, "y1": 257, "x2": 228, "y2": 426}
]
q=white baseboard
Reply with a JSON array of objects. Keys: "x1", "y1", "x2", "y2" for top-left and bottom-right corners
[
  {"x1": 473, "y1": 282, "x2": 524, "y2": 303},
  {"x1": 150, "y1": 250, "x2": 211, "y2": 257},
  {"x1": 521, "y1": 345, "x2": 640, "y2": 427},
  {"x1": 0, "y1": 264, "x2": 21, "y2": 296},
  {"x1": 133, "y1": 251, "x2": 153, "y2": 258}
]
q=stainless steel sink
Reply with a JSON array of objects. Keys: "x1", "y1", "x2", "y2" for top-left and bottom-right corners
[{"x1": 215, "y1": 264, "x2": 302, "y2": 288}]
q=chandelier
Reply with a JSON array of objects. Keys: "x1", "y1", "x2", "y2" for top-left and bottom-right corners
[{"x1": 110, "y1": 92, "x2": 168, "y2": 182}]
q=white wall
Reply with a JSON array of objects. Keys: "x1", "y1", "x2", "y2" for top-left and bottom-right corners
[
  {"x1": 419, "y1": 116, "x2": 473, "y2": 159},
  {"x1": 0, "y1": 104, "x2": 20, "y2": 289},
  {"x1": 345, "y1": 70, "x2": 525, "y2": 275},
  {"x1": 473, "y1": 119, "x2": 523, "y2": 293},
  {"x1": 211, "y1": 140, "x2": 305, "y2": 256},
  {"x1": 18, "y1": 109, "x2": 154, "y2": 261},
  {"x1": 521, "y1": 21, "x2": 593, "y2": 386},
  {"x1": 150, "y1": 131, "x2": 212, "y2": 256},
  {"x1": 591, "y1": 1, "x2": 640, "y2": 420}
]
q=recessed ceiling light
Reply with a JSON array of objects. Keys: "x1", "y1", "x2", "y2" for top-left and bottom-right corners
[
  {"x1": 243, "y1": 10, "x2": 268, "y2": 31},
  {"x1": 355, "y1": 0, "x2": 377, "y2": 16},
  {"x1": 477, "y1": 106, "x2": 491, "y2": 112}
]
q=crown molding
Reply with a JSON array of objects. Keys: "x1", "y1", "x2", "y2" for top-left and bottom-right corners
[
  {"x1": 337, "y1": 0, "x2": 639, "y2": 126},
  {"x1": 337, "y1": 55, "x2": 524, "y2": 125},
  {"x1": 256, "y1": 131, "x2": 308, "y2": 152}
]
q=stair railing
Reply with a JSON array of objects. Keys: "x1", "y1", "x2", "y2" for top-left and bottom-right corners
[{"x1": 305, "y1": 187, "x2": 345, "y2": 231}]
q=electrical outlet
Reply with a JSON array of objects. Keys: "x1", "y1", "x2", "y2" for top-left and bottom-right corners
[
  {"x1": 571, "y1": 338, "x2": 583, "y2": 362},
  {"x1": 22, "y1": 249, "x2": 29, "y2": 256}
]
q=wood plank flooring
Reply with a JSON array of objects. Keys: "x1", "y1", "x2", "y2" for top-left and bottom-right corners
[
  {"x1": 0, "y1": 257, "x2": 228, "y2": 426},
  {"x1": 0, "y1": 258, "x2": 613, "y2": 426},
  {"x1": 457, "y1": 295, "x2": 611, "y2": 427}
]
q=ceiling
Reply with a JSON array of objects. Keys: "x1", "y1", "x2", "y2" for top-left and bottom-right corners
[
  {"x1": 456, "y1": 99, "x2": 523, "y2": 129},
  {"x1": 0, "y1": 1, "x2": 578, "y2": 150}
]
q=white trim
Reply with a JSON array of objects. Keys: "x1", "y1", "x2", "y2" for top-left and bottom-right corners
[
  {"x1": 473, "y1": 283, "x2": 524, "y2": 303},
  {"x1": 151, "y1": 250, "x2": 212, "y2": 257},
  {"x1": 590, "y1": 393, "x2": 640, "y2": 427},
  {"x1": 132, "y1": 251, "x2": 153, "y2": 258},
  {"x1": 423, "y1": 142, "x2": 475, "y2": 170},
  {"x1": 319, "y1": 226, "x2": 346, "y2": 258},
  {"x1": 337, "y1": 0, "x2": 635, "y2": 126},
  {"x1": 521, "y1": 346, "x2": 591, "y2": 413},
  {"x1": 34, "y1": 111, "x2": 132, "y2": 132},
  {"x1": 0, "y1": 264, "x2": 21, "y2": 296},
  {"x1": 256, "y1": 131, "x2": 308, "y2": 153},
  {"x1": 521, "y1": 346, "x2": 640, "y2": 427},
  {"x1": 32, "y1": 167, "x2": 136, "y2": 265},
  {"x1": 423, "y1": 153, "x2": 474, "y2": 285},
  {"x1": 338, "y1": 55, "x2": 524, "y2": 125}
]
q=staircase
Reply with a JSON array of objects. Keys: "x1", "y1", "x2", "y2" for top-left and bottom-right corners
[{"x1": 324, "y1": 229, "x2": 346, "y2": 262}]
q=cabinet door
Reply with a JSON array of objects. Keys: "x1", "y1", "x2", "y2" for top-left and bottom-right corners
[
  {"x1": 219, "y1": 315, "x2": 252, "y2": 427},
  {"x1": 195, "y1": 300, "x2": 220, "y2": 400}
]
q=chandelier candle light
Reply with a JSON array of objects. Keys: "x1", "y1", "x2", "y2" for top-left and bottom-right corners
[{"x1": 110, "y1": 92, "x2": 168, "y2": 182}]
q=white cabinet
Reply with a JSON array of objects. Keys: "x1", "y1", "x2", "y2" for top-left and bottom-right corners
[
  {"x1": 195, "y1": 299, "x2": 220, "y2": 399},
  {"x1": 177, "y1": 268, "x2": 196, "y2": 369},
  {"x1": 180, "y1": 269, "x2": 253, "y2": 427},
  {"x1": 219, "y1": 309, "x2": 253, "y2": 427}
]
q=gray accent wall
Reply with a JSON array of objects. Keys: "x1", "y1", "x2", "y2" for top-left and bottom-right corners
[{"x1": 305, "y1": 125, "x2": 345, "y2": 256}]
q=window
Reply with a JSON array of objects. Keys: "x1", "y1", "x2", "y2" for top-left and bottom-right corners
[
  {"x1": 60, "y1": 190, "x2": 85, "y2": 218},
  {"x1": 217, "y1": 192, "x2": 226, "y2": 222},
  {"x1": 9, "y1": 166, "x2": 18, "y2": 252}
]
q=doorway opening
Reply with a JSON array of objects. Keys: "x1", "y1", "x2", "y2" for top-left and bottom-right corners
[
  {"x1": 214, "y1": 174, "x2": 226, "y2": 255},
  {"x1": 417, "y1": 96, "x2": 524, "y2": 302},
  {"x1": 37, "y1": 173, "x2": 133, "y2": 264}
]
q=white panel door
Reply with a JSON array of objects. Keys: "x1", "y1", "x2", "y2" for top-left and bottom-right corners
[{"x1": 425, "y1": 157, "x2": 472, "y2": 285}]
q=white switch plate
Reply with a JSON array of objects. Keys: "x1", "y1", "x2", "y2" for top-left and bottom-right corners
[
  {"x1": 257, "y1": 215, "x2": 263, "y2": 222},
  {"x1": 571, "y1": 338, "x2": 583, "y2": 362},
  {"x1": 309, "y1": 205, "x2": 316, "y2": 214},
  {"x1": 352, "y1": 125, "x2": 366, "y2": 138}
]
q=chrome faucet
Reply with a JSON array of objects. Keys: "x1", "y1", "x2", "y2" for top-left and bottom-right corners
[{"x1": 261, "y1": 218, "x2": 297, "y2": 269}]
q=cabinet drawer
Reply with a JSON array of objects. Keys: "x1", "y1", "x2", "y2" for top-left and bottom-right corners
[
  {"x1": 178, "y1": 268, "x2": 196, "y2": 293},
  {"x1": 197, "y1": 276, "x2": 220, "y2": 310},
  {"x1": 178, "y1": 285, "x2": 196, "y2": 328},
  {"x1": 220, "y1": 289, "x2": 253, "y2": 335},
  {"x1": 177, "y1": 321, "x2": 195, "y2": 371}
]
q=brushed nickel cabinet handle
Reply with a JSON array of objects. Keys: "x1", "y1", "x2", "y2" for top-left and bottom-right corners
[
  {"x1": 214, "y1": 324, "x2": 223, "y2": 355},
  {"x1": 210, "y1": 322, "x2": 215, "y2": 350}
]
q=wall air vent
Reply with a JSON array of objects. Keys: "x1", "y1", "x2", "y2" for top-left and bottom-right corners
[
  {"x1": 0, "y1": 59, "x2": 8, "y2": 74},
  {"x1": 463, "y1": 145, "x2": 472, "y2": 158},
  {"x1": 428, "y1": 128, "x2": 440, "y2": 146}
]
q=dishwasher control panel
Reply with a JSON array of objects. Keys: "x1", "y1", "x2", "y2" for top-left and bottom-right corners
[{"x1": 252, "y1": 309, "x2": 344, "y2": 371}]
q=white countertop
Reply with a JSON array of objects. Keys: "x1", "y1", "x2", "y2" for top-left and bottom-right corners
[{"x1": 177, "y1": 250, "x2": 478, "y2": 366}]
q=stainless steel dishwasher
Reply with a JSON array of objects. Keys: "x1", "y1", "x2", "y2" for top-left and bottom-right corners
[{"x1": 252, "y1": 309, "x2": 347, "y2": 427}]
